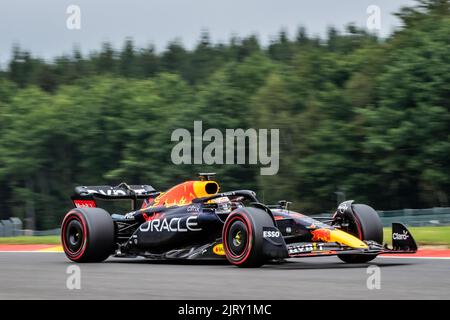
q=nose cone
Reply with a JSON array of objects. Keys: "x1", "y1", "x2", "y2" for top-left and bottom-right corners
[
  {"x1": 329, "y1": 229, "x2": 368, "y2": 248},
  {"x1": 311, "y1": 228, "x2": 368, "y2": 248}
]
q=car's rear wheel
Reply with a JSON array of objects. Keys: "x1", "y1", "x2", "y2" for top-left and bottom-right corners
[
  {"x1": 222, "y1": 207, "x2": 274, "y2": 268},
  {"x1": 61, "y1": 208, "x2": 115, "y2": 262},
  {"x1": 337, "y1": 204, "x2": 383, "y2": 263}
]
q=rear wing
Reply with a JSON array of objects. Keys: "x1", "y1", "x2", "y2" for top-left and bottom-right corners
[{"x1": 71, "y1": 183, "x2": 159, "y2": 210}]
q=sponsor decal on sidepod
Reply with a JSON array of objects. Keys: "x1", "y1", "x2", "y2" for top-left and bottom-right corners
[{"x1": 139, "y1": 216, "x2": 201, "y2": 232}]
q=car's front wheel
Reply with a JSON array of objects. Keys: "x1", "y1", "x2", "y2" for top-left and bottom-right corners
[
  {"x1": 337, "y1": 204, "x2": 383, "y2": 263},
  {"x1": 222, "y1": 207, "x2": 275, "y2": 268}
]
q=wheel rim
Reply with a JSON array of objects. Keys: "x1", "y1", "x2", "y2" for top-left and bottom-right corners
[
  {"x1": 227, "y1": 220, "x2": 248, "y2": 257},
  {"x1": 65, "y1": 220, "x2": 83, "y2": 253}
]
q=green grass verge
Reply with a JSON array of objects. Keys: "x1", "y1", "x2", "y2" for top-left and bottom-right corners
[
  {"x1": 0, "y1": 235, "x2": 60, "y2": 245},
  {"x1": 0, "y1": 226, "x2": 449, "y2": 246}
]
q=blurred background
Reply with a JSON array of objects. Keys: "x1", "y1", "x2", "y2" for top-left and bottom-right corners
[{"x1": 0, "y1": 0, "x2": 449, "y2": 237}]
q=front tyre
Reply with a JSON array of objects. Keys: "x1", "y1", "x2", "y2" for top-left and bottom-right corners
[
  {"x1": 61, "y1": 208, "x2": 115, "y2": 262},
  {"x1": 222, "y1": 207, "x2": 275, "y2": 268},
  {"x1": 338, "y1": 204, "x2": 383, "y2": 263}
]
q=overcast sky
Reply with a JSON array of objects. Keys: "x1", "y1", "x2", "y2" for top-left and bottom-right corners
[{"x1": 0, "y1": 0, "x2": 415, "y2": 67}]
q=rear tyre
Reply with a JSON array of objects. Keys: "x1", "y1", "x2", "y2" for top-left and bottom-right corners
[
  {"x1": 61, "y1": 208, "x2": 115, "y2": 262},
  {"x1": 338, "y1": 204, "x2": 383, "y2": 263},
  {"x1": 222, "y1": 207, "x2": 274, "y2": 268}
]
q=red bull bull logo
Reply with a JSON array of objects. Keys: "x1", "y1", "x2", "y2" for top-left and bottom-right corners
[{"x1": 311, "y1": 228, "x2": 331, "y2": 242}]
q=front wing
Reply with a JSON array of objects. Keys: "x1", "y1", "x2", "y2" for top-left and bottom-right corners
[
  {"x1": 286, "y1": 241, "x2": 416, "y2": 258},
  {"x1": 286, "y1": 222, "x2": 418, "y2": 258}
]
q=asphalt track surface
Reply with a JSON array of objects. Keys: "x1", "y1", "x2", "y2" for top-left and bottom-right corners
[{"x1": 0, "y1": 252, "x2": 449, "y2": 300}]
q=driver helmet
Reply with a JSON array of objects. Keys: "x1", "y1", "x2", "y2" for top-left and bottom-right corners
[{"x1": 211, "y1": 196, "x2": 232, "y2": 214}]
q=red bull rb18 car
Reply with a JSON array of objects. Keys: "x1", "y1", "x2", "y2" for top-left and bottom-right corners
[{"x1": 61, "y1": 173, "x2": 417, "y2": 267}]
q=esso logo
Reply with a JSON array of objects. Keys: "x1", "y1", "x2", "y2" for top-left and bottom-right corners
[{"x1": 263, "y1": 230, "x2": 280, "y2": 238}]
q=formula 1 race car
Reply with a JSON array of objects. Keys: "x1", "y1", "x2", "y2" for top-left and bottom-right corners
[{"x1": 61, "y1": 173, "x2": 418, "y2": 267}]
